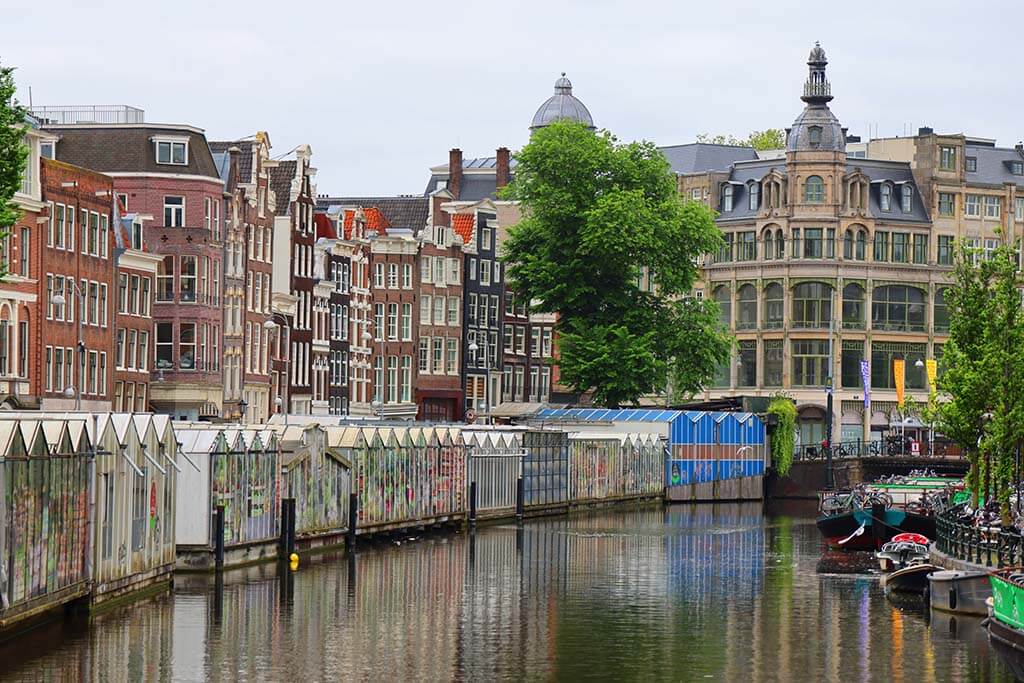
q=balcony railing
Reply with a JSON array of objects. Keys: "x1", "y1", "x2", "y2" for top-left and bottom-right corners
[{"x1": 30, "y1": 105, "x2": 145, "y2": 125}]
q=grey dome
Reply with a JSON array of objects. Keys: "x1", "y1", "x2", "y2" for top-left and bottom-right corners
[
  {"x1": 530, "y1": 73, "x2": 595, "y2": 131},
  {"x1": 786, "y1": 42, "x2": 845, "y2": 153},
  {"x1": 786, "y1": 105, "x2": 845, "y2": 152}
]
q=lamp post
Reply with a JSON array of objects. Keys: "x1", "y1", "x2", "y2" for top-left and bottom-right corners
[
  {"x1": 238, "y1": 398, "x2": 248, "y2": 424},
  {"x1": 51, "y1": 288, "x2": 85, "y2": 411},
  {"x1": 468, "y1": 340, "x2": 490, "y2": 425},
  {"x1": 914, "y1": 357, "x2": 928, "y2": 454},
  {"x1": 264, "y1": 314, "x2": 291, "y2": 417}
]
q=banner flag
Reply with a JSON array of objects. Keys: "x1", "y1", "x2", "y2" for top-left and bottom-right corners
[
  {"x1": 894, "y1": 359, "x2": 906, "y2": 409},
  {"x1": 860, "y1": 360, "x2": 870, "y2": 409},
  {"x1": 926, "y1": 359, "x2": 938, "y2": 395}
]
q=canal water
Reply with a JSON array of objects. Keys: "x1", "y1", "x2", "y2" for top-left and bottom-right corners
[{"x1": 0, "y1": 503, "x2": 1017, "y2": 682}]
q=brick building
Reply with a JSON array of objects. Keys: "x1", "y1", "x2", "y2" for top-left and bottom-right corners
[
  {"x1": 313, "y1": 213, "x2": 351, "y2": 416},
  {"x1": 211, "y1": 133, "x2": 275, "y2": 422},
  {"x1": 43, "y1": 116, "x2": 225, "y2": 419},
  {"x1": 39, "y1": 158, "x2": 118, "y2": 410},
  {"x1": 270, "y1": 146, "x2": 316, "y2": 415}
]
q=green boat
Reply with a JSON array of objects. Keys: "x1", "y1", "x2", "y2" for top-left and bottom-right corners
[{"x1": 986, "y1": 570, "x2": 1024, "y2": 652}]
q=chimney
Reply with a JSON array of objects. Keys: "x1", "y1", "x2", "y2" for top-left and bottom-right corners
[
  {"x1": 227, "y1": 145, "x2": 242, "y2": 190},
  {"x1": 448, "y1": 148, "x2": 463, "y2": 199},
  {"x1": 1016, "y1": 142, "x2": 1023, "y2": 154},
  {"x1": 918, "y1": 126, "x2": 934, "y2": 136},
  {"x1": 496, "y1": 147, "x2": 510, "y2": 190}
]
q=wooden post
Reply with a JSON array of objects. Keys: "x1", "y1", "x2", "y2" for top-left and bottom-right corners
[{"x1": 214, "y1": 505, "x2": 225, "y2": 570}]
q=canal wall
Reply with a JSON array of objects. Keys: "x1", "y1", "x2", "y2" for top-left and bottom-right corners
[
  {"x1": 665, "y1": 474, "x2": 763, "y2": 502},
  {"x1": 766, "y1": 457, "x2": 970, "y2": 499}
]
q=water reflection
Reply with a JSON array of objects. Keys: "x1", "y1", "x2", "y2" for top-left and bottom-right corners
[{"x1": 0, "y1": 503, "x2": 1015, "y2": 681}]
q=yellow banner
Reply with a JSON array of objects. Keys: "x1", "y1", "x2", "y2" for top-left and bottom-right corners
[
  {"x1": 894, "y1": 359, "x2": 905, "y2": 408},
  {"x1": 926, "y1": 359, "x2": 937, "y2": 395}
]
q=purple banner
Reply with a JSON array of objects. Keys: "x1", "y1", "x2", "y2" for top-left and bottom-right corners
[{"x1": 860, "y1": 360, "x2": 870, "y2": 409}]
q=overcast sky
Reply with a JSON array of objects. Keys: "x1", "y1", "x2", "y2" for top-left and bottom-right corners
[{"x1": 8, "y1": 0, "x2": 1024, "y2": 195}]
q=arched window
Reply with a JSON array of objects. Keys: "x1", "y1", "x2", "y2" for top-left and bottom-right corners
[
  {"x1": 748, "y1": 182, "x2": 760, "y2": 211},
  {"x1": 901, "y1": 184, "x2": 913, "y2": 213},
  {"x1": 872, "y1": 285, "x2": 926, "y2": 332},
  {"x1": 713, "y1": 286, "x2": 731, "y2": 327},
  {"x1": 804, "y1": 175, "x2": 824, "y2": 203},
  {"x1": 880, "y1": 183, "x2": 892, "y2": 212},
  {"x1": 792, "y1": 282, "x2": 832, "y2": 329},
  {"x1": 764, "y1": 229, "x2": 774, "y2": 260},
  {"x1": 844, "y1": 228, "x2": 867, "y2": 260},
  {"x1": 808, "y1": 126, "x2": 822, "y2": 146},
  {"x1": 934, "y1": 288, "x2": 949, "y2": 333},
  {"x1": 843, "y1": 229, "x2": 854, "y2": 260},
  {"x1": 856, "y1": 229, "x2": 866, "y2": 260},
  {"x1": 763, "y1": 283, "x2": 784, "y2": 329},
  {"x1": 722, "y1": 185, "x2": 734, "y2": 212},
  {"x1": 775, "y1": 228, "x2": 784, "y2": 259},
  {"x1": 737, "y1": 284, "x2": 757, "y2": 330},
  {"x1": 842, "y1": 283, "x2": 865, "y2": 329}
]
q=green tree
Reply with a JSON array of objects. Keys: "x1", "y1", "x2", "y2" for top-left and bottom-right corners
[
  {"x1": 695, "y1": 129, "x2": 786, "y2": 151},
  {"x1": 938, "y1": 239, "x2": 1024, "y2": 518},
  {"x1": 501, "y1": 121, "x2": 731, "y2": 407},
  {"x1": 767, "y1": 395, "x2": 797, "y2": 476},
  {"x1": 0, "y1": 59, "x2": 28, "y2": 259}
]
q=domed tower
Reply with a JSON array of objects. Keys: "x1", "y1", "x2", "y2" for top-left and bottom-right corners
[
  {"x1": 787, "y1": 42, "x2": 845, "y2": 154},
  {"x1": 530, "y1": 73, "x2": 595, "y2": 131},
  {"x1": 786, "y1": 42, "x2": 846, "y2": 211}
]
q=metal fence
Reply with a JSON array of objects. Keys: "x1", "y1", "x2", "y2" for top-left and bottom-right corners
[
  {"x1": 793, "y1": 439, "x2": 964, "y2": 461},
  {"x1": 467, "y1": 451, "x2": 522, "y2": 513},
  {"x1": 30, "y1": 105, "x2": 145, "y2": 125},
  {"x1": 568, "y1": 436, "x2": 662, "y2": 502},
  {"x1": 522, "y1": 431, "x2": 568, "y2": 507},
  {"x1": 936, "y1": 507, "x2": 1024, "y2": 569}
]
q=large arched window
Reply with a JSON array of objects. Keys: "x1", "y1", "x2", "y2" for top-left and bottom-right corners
[
  {"x1": 934, "y1": 288, "x2": 949, "y2": 333},
  {"x1": 764, "y1": 229, "x2": 774, "y2": 260},
  {"x1": 713, "y1": 286, "x2": 731, "y2": 327},
  {"x1": 842, "y1": 282, "x2": 865, "y2": 329},
  {"x1": 804, "y1": 175, "x2": 824, "y2": 203},
  {"x1": 763, "y1": 283, "x2": 784, "y2": 329},
  {"x1": 872, "y1": 285, "x2": 926, "y2": 332},
  {"x1": 775, "y1": 228, "x2": 784, "y2": 259},
  {"x1": 792, "y1": 282, "x2": 832, "y2": 328},
  {"x1": 748, "y1": 182, "x2": 760, "y2": 211},
  {"x1": 737, "y1": 284, "x2": 757, "y2": 330},
  {"x1": 722, "y1": 184, "x2": 734, "y2": 212}
]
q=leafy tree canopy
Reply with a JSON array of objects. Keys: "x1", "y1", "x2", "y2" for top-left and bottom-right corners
[
  {"x1": 500, "y1": 121, "x2": 732, "y2": 407},
  {"x1": 696, "y1": 129, "x2": 786, "y2": 151},
  {"x1": 0, "y1": 59, "x2": 28, "y2": 240}
]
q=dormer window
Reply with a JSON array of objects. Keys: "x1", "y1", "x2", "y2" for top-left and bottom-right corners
[
  {"x1": 1012, "y1": 161, "x2": 1024, "y2": 175},
  {"x1": 901, "y1": 184, "x2": 913, "y2": 213},
  {"x1": 722, "y1": 184, "x2": 734, "y2": 212},
  {"x1": 748, "y1": 182, "x2": 759, "y2": 211},
  {"x1": 808, "y1": 126, "x2": 822, "y2": 146},
  {"x1": 965, "y1": 156, "x2": 977, "y2": 172},
  {"x1": 155, "y1": 138, "x2": 188, "y2": 165},
  {"x1": 40, "y1": 141, "x2": 54, "y2": 160},
  {"x1": 880, "y1": 183, "x2": 892, "y2": 212}
]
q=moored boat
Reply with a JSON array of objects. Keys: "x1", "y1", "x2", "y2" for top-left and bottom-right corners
[
  {"x1": 883, "y1": 563, "x2": 940, "y2": 595},
  {"x1": 816, "y1": 506, "x2": 936, "y2": 550},
  {"x1": 985, "y1": 570, "x2": 1024, "y2": 653},
  {"x1": 929, "y1": 570, "x2": 990, "y2": 616},
  {"x1": 876, "y1": 533, "x2": 930, "y2": 572}
]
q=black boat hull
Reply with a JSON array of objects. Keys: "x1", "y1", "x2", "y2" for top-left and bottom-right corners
[{"x1": 816, "y1": 508, "x2": 936, "y2": 550}]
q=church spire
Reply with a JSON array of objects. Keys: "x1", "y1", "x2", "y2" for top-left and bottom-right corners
[{"x1": 801, "y1": 41, "x2": 832, "y2": 105}]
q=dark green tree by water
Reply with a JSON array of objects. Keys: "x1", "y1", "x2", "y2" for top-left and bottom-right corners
[
  {"x1": 501, "y1": 121, "x2": 731, "y2": 407},
  {"x1": 0, "y1": 59, "x2": 28, "y2": 278},
  {"x1": 937, "y1": 239, "x2": 1024, "y2": 519}
]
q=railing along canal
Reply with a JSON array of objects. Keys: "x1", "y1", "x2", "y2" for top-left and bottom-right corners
[
  {"x1": 935, "y1": 505, "x2": 1024, "y2": 569},
  {"x1": 793, "y1": 439, "x2": 965, "y2": 462}
]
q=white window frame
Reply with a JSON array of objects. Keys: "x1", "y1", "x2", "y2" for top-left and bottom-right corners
[{"x1": 154, "y1": 136, "x2": 189, "y2": 166}]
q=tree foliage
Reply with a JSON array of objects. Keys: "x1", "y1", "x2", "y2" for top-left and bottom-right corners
[
  {"x1": 501, "y1": 121, "x2": 732, "y2": 407},
  {"x1": 937, "y1": 239, "x2": 1024, "y2": 518},
  {"x1": 768, "y1": 395, "x2": 797, "y2": 476},
  {"x1": 696, "y1": 129, "x2": 786, "y2": 151},
  {"x1": 0, "y1": 60, "x2": 28, "y2": 253}
]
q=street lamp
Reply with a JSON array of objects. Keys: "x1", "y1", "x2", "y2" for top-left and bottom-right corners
[
  {"x1": 469, "y1": 340, "x2": 491, "y2": 425},
  {"x1": 51, "y1": 288, "x2": 84, "y2": 411},
  {"x1": 238, "y1": 398, "x2": 248, "y2": 424}
]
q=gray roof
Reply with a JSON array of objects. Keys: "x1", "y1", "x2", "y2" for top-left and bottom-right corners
[
  {"x1": 530, "y1": 74, "x2": 594, "y2": 130},
  {"x1": 657, "y1": 143, "x2": 758, "y2": 175},
  {"x1": 786, "y1": 103, "x2": 845, "y2": 152},
  {"x1": 209, "y1": 140, "x2": 254, "y2": 185},
  {"x1": 211, "y1": 151, "x2": 230, "y2": 190},
  {"x1": 965, "y1": 144, "x2": 1024, "y2": 187},
  {"x1": 316, "y1": 196, "x2": 430, "y2": 231},
  {"x1": 716, "y1": 158, "x2": 930, "y2": 224},
  {"x1": 269, "y1": 161, "x2": 296, "y2": 216},
  {"x1": 42, "y1": 125, "x2": 220, "y2": 179}
]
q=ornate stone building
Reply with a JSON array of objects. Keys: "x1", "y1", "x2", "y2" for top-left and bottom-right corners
[{"x1": 686, "y1": 44, "x2": 953, "y2": 447}]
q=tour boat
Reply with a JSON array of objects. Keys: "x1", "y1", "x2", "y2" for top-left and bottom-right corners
[
  {"x1": 929, "y1": 569, "x2": 991, "y2": 616},
  {"x1": 816, "y1": 507, "x2": 936, "y2": 551}
]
